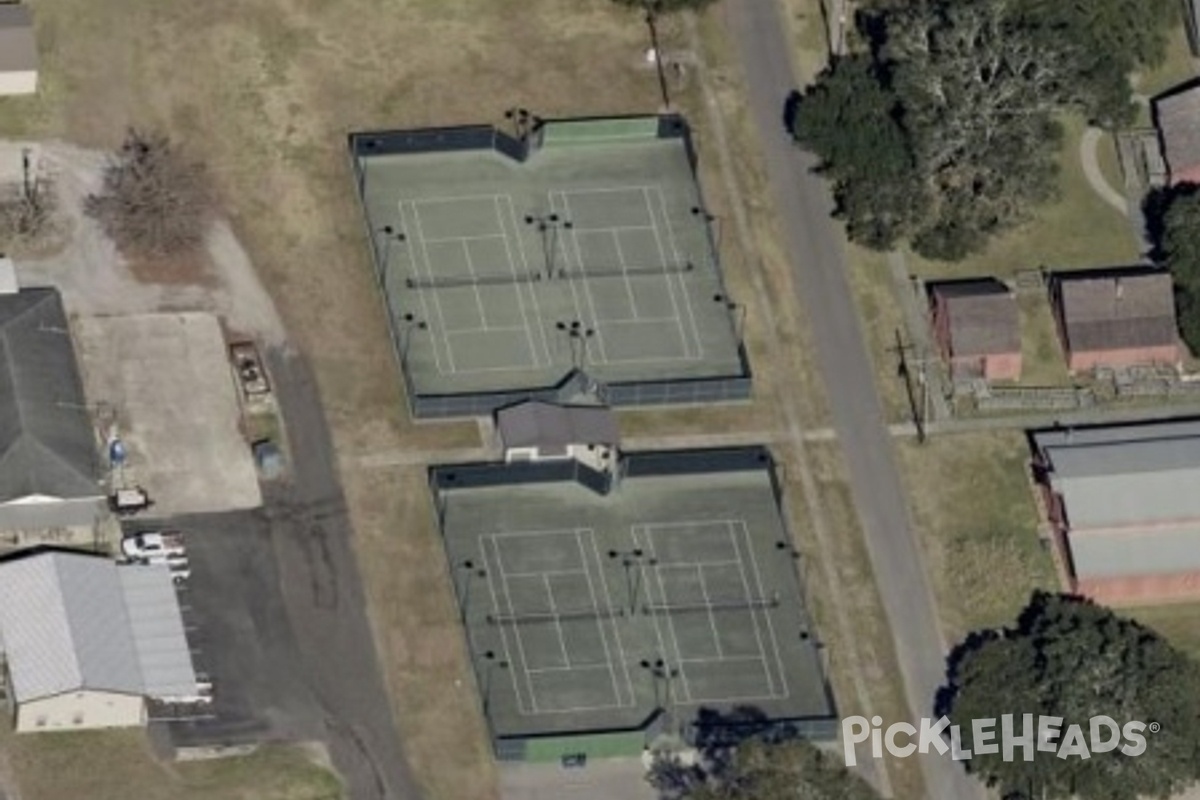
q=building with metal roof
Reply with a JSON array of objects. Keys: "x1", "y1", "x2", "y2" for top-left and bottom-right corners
[
  {"x1": 0, "y1": 4, "x2": 37, "y2": 97},
  {"x1": 0, "y1": 550, "x2": 199, "y2": 732},
  {"x1": 495, "y1": 401, "x2": 619, "y2": 473},
  {"x1": 928, "y1": 278, "x2": 1021, "y2": 381},
  {"x1": 0, "y1": 287, "x2": 103, "y2": 531},
  {"x1": 1031, "y1": 420, "x2": 1200, "y2": 604},
  {"x1": 1050, "y1": 269, "x2": 1180, "y2": 374}
]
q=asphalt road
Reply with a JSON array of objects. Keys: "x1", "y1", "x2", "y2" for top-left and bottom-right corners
[
  {"x1": 722, "y1": 2, "x2": 984, "y2": 798},
  {"x1": 264, "y1": 348, "x2": 423, "y2": 800}
]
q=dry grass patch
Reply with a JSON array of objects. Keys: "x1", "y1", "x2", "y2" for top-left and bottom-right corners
[
  {"x1": 897, "y1": 432, "x2": 1058, "y2": 641},
  {"x1": 1016, "y1": 293, "x2": 1071, "y2": 386},
  {"x1": 796, "y1": 443, "x2": 926, "y2": 800},
  {"x1": 1126, "y1": 603, "x2": 1200, "y2": 662},
  {"x1": 6, "y1": 730, "x2": 340, "y2": 800}
]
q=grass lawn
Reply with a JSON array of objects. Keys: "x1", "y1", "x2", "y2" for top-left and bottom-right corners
[
  {"x1": 1125, "y1": 603, "x2": 1200, "y2": 662},
  {"x1": 1016, "y1": 293, "x2": 1071, "y2": 386},
  {"x1": 897, "y1": 432, "x2": 1058, "y2": 641},
  {"x1": 781, "y1": 0, "x2": 831, "y2": 84},
  {"x1": 6, "y1": 731, "x2": 340, "y2": 800},
  {"x1": 1133, "y1": 18, "x2": 1197, "y2": 102}
]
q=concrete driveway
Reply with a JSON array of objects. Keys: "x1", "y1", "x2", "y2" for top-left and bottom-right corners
[{"x1": 75, "y1": 312, "x2": 261, "y2": 515}]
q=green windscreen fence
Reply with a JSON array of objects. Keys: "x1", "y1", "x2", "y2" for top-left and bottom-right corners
[
  {"x1": 539, "y1": 117, "x2": 660, "y2": 147},
  {"x1": 506, "y1": 730, "x2": 647, "y2": 762}
]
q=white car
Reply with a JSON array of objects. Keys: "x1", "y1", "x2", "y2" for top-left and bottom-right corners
[{"x1": 121, "y1": 531, "x2": 185, "y2": 561}]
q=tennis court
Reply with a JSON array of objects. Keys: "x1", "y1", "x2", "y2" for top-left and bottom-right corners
[
  {"x1": 433, "y1": 454, "x2": 836, "y2": 751},
  {"x1": 352, "y1": 117, "x2": 748, "y2": 411}
]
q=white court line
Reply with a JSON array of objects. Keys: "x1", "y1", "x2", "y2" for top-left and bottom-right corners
[
  {"x1": 574, "y1": 529, "x2": 626, "y2": 709},
  {"x1": 695, "y1": 565, "x2": 725, "y2": 659},
  {"x1": 407, "y1": 201, "x2": 459, "y2": 374},
  {"x1": 420, "y1": 233, "x2": 509, "y2": 245},
  {"x1": 731, "y1": 520, "x2": 790, "y2": 699},
  {"x1": 480, "y1": 537, "x2": 535, "y2": 715},
  {"x1": 558, "y1": 184, "x2": 662, "y2": 197},
  {"x1": 492, "y1": 195, "x2": 544, "y2": 369},
  {"x1": 501, "y1": 194, "x2": 553, "y2": 365},
  {"x1": 585, "y1": 529, "x2": 636, "y2": 708},
  {"x1": 501, "y1": 568, "x2": 587, "y2": 580},
  {"x1": 638, "y1": 525, "x2": 694, "y2": 704},
  {"x1": 652, "y1": 186, "x2": 706, "y2": 360},
  {"x1": 395, "y1": 201, "x2": 448, "y2": 375},
  {"x1": 641, "y1": 186, "x2": 692, "y2": 359},
  {"x1": 652, "y1": 561, "x2": 744, "y2": 573},
  {"x1": 631, "y1": 525, "x2": 685, "y2": 707},
  {"x1": 414, "y1": 191, "x2": 516, "y2": 210},
  {"x1": 444, "y1": 325, "x2": 530, "y2": 336},
  {"x1": 568, "y1": 224, "x2": 657, "y2": 235},
  {"x1": 525, "y1": 663, "x2": 614, "y2": 675},
  {"x1": 637, "y1": 519, "x2": 744, "y2": 531},
  {"x1": 542, "y1": 575, "x2": 572, "y2": 668},
  {"x1": 677, "y1": 655, "x2": 767, "y2": 665},
  {"x1": 550, "y1": 190, "x2": 610, "y2": 365},
  {"x1": 488, "y1": 527, "x2": 591, "y2": 542},
  {"x1": 458, "y1": 239, "x2": 492, "y2": 328},
  {"x1": 609, "y1": 230, "x2": 641, "y2": 318}
]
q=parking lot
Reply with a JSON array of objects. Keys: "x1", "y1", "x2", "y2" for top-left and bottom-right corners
[
  {"x1": 75, "y1": 313, "x2": 261, "y2": 516},
  {"x1": 132, "y1": 510, "x2": 324, "y2": 748}
]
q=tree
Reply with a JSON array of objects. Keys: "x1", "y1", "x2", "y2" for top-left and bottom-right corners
[
  {"x1": 792, "y1": 54, "x2": 927, "y2": 250},
  {"x1": 942, "y1": 592, "x2": 1200, "y2": 800},
  {"x1": 1160, "y1": 184, "x2": 1200, "y2": 353},
  {"x1": 85, "y1": 128, "x2": 215, "y2": 258},
  {"x1": 794, "y1": 0, "x2": 1175, "y2": 260},
  {"x1": 653, "y1": 737, "x2": 881, "y2": 800}
]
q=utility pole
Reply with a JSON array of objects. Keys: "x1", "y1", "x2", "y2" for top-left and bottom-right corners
[{"x1": 888, "y1": 329, "x2": 926, "y2": 443}]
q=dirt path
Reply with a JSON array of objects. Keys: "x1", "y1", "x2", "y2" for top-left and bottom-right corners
[
  {"x1": 5, "y1": 140, "x2": 284, "y2": 343},
  {"x1": 1078, "y1": 126, "x2": 1129, "y2": 215}
]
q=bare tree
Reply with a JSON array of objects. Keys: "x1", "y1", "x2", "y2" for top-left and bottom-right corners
[
  {"x1": 86, "y1": 129, "x2": 214, "y2": 258},
  {"x1": 0, "y1": 149, "x2": 60, "y2": 253}
]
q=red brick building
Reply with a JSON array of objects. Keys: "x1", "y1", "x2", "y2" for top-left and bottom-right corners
[
  {"x1": 928, "y1": 279, "x2": 1021, "y2": 381},
  {"x1": 1155, "y1": 82, "x2": 1200, "y2": 186},
  {"x1": 1051, "y1": 269, "x2": 1180, "y2": 374}
]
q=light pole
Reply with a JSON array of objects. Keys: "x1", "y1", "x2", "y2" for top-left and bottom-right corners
[
  {"x1": 525, "y1": 213, "x2": 573, "y2": 278},
  {"x1": 642, "y1": 1, "x2": 671, "y2": 110},
  {"x1": 712, "y1": 293, "x2": 746, "y2": 343},
  {"x1": 456, "y1": 559, "x2": 488, "y2": 626},
  {"x1": 397, "y1": 312, "x2": 428, "y2": 370},
  {"x1": 690, "y1": 205, "x2": 721, "y2": 251},
  {"x1": 555, "y1": 320, "x2": 595, "y2": 369},
  {"x1": 608, "y1": 548, "x2": 656, "y2": 614},
  {"x1": 481, "y1": 649, "x2": 510, "y2": 722},
  {"x1": 376, "y1": 224, "x2": 408, "y2": 297},
  {"x1": 640, "y1": 657, "x2": 680, "y2": 730}
]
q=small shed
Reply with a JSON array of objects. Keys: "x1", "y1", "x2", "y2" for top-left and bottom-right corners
[
  {"x1": 1052, "y1": 269, "x2": 1180, "y2": 373},
  {"x1": 1154, "y1": 82, "x2": 1200, "y2": 186},
  {"x1": 495, "y1": 401, "x2": 619, "y2": 471},
  {"x1": 928, "y1": 278, "x2": 1021, "y2": 381},
  {"x1": 0, "y1": 5, "x2": 37, "y2": 97}
]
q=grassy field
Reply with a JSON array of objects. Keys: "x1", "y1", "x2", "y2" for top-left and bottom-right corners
[
  {"x1": 1125, "y1": 603, "x2": 1200, "y2": 661},
  {"x1": 1133, "y1": 18, "x2": 1196, "y2": 103},
  {"x1": 897, "y1": 432, "x2": 1058, "y2": 641},
  {"x1": 5, "y1": 732, "x2": 340, "y2": 800}
]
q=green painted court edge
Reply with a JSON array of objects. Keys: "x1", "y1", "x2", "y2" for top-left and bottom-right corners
[{"x1": 506, "y1": 730, "x2": 648, "y2": 762}]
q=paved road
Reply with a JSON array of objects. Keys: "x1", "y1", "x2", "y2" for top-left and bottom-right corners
[
  {"x1": 265, "y1": 348, "x2": 423, "y2": 800},
  {"x1": 723, "y1": 2, "x2": 983, "y2": 798}
]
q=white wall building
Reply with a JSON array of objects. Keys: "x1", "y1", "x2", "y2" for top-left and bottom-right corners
[
  {"x1": 495, "y1": 401, "x2": 619, "y2": 472},
  {"x1": 0, "y1": 5, "x2": 37, "y2": 97},
  {"x1": 0, "y1": 551, "x2": 200, "y2": 732}
]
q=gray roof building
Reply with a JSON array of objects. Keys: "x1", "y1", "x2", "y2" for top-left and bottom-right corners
[
  {"x1": 496, "y1": 401, "x2": 619, "y2": 455},
  {"x1": 1055, "y1": 270, "x2": 1178, "y2": 354},
  {"x1": 0, "y1": 288, "x2": 99, "y2": 503},
  {"x1": 1155, "y1": 82, "x2": 1200, "y2": 184},
  {"x1": 1033, "y1": 420, "x2": 1200, "y2": 580},
  {"x1": 931, "y1": 279, "x2": 1020, "y2": 357},
  {"x1": 0, "y1": 5, "x2": 36, "y2": 75},
  {"x1": 0, "y1": 551, "x2": 197, "y2": 703}
]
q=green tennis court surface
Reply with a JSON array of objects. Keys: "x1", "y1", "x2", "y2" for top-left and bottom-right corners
[
  {"x1": 352, "y1": 117, "x2": 747, "y2": 413},
  {"x1": 432, "y1": 455, "x2": 837, "y2": 755}
]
